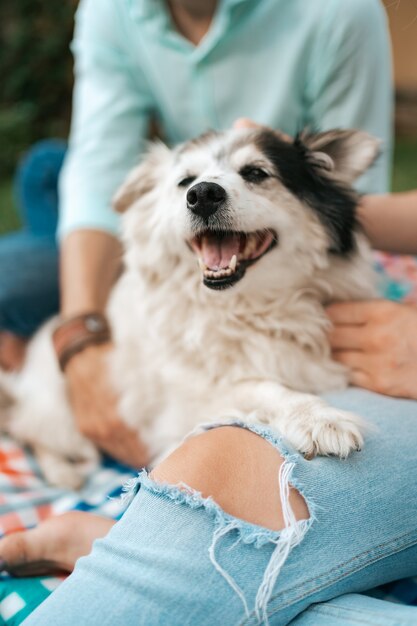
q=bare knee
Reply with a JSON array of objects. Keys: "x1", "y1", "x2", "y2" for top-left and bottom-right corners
[{"x1": 150, "y1": 426, "x2": 309, "y2": 531}]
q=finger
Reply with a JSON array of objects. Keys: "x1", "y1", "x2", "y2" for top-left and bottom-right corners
[
  {"x1": 233, "y1": 117, "x2": 261, "y2": 129},
  {"x1": 332, "y1": 349, "x2": 369, "y2": 370},
  {"x1": 349, "y1": 369, "x2": 374, "y2": 390},
  {"x1": 329, "y1": 326, "x2": 368, "y2": 350},
  {"x1": 0, "y1": 528, "x2": 49, "y2": 574},
  {"x1": 326, "y1": 301, "x2": 376, "y2": 326},
  {"x1": 332, "y1": 351, "x2": 378, "y2": 391},
  {"x1": 233, "y1": 119, "x2": 292, "y2": 142}
]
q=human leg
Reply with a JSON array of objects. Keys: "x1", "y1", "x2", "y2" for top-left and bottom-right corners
[
  {"x1": 19, "y1": 390, "x2": 417, "y2": 625},
  {"x1": 14, "y1": 139, "x2": 65, "y2": 238},
  {"x1": 0, "y1": 232, "x2": 59, "y2": 339},
  {"x1": 0, "y1": 140, "x2": 63, "y2": 367},
  {"x1": 291, "y1": 593, "x2": 417, "y2": 626}
]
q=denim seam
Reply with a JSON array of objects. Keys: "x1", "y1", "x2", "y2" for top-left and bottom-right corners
[
  {"x1": 299, "y1": 605, "x2": 409, "y2": 626},
  {"x1": 262, "y1": 530, "x2": 417, "y2": 621},
  {"x1": 305, "y1": 601, "x2": 417, "y2": 620}
]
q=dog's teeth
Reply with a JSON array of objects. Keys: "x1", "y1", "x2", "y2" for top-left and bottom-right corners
[
  {"x1": 203, "y1": 267, "x2": 233, "y2": 280},
  {"x1": 198, "y1": 258, "x2": 207, "y2": 272},
  {"x1": 229, "y1": 255, "x2": 237, "y2": 272}
]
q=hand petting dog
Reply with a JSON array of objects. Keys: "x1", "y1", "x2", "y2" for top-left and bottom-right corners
[
  {"x1": 328, "y1": 300, "x2": 417, "y2": 400},
  {"x1": 66, "y1": 343, "x2": 150, "y2": 468}
]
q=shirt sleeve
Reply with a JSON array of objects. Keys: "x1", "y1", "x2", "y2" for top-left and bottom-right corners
[
  {"x1": 58, "y1": 0, "x2": 154, "y2": 238},
  {"x1": 306, "y1": 0, "x2": 393, "y2": 194}
]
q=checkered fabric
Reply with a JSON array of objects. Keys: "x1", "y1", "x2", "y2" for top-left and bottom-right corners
[
  {"x1": 0, "y1": 437, "x2": 133, "y2": 625},
  {"x1": 0, "y1": 253, "x2": 416, "y2": 624}
]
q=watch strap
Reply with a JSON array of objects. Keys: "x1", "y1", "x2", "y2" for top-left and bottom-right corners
[{"x1": 52, "y1": 313, "x2": 111, "y2": 372}]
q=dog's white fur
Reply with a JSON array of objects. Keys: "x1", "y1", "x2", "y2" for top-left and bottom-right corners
[{"x1": 0, "y1": 128, "x2": 379, "y2": 488}]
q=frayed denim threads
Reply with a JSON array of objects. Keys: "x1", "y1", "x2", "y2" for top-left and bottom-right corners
[{"x1": 124, "y1": 421, "x2": 314, "y2": 626}]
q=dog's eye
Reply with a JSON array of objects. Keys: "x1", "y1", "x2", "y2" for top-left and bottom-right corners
[
  {"x1": 239, "y1": 166, "x2": 270, "y2": 184},
  {"x1": 178, "y1": 176, "x2": 196, "y2": 188}
]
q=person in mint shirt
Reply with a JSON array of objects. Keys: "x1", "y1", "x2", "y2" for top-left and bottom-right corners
[
  {"x1": 1, "y1": 0, "x2": 393, "y2": 462},
  {"x1": 3, "y1": 2, "x2": 417, "y2": 626},
  {"x1": 0, "y1": 0, "x2": 394, "y2": 488},
  {"x1": 59, "y1": 0, "x2": 392, "y2": 236}
]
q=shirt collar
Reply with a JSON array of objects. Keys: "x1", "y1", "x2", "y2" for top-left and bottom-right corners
[
  {"x1": 132, "y1": 0, "x2": 253, "y2": 20},
  {"x1": 128, "y1": 0, "x2": 255, "y2": 62}
]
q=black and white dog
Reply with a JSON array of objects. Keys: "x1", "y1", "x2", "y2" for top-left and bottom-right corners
[{"x1": 0, "y1": 127, "x2": 379, "y2": 487}]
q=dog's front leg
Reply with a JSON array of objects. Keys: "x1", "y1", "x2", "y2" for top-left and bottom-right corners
[
  {"x1": 33, "y1": 444, "x2": 100, "y2": 490},
  {"x1": 232, "y1": 380, "x2": 365, "y2": 459}
]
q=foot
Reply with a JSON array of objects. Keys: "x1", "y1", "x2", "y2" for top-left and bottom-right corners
[
  {"x1": 0, "y1": 512, "x2": 114, "y2": 576},
  {"x1": 0, "y1": 332, "x2": 27, "y2": 371},
  {"x1": 281, "y1": 399, "x2": 365, "y2": 459}
]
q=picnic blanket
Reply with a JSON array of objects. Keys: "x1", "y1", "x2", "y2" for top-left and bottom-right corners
[
  {"x1": 0, "y1": 438, "x2": 133, "y2": 624},
  {"x1": 0, "y1": 252, "x2": 417, "y2": 625}
]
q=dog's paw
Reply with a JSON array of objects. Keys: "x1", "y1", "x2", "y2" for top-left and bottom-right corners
[
  {"x1": 43, "y1": 463, "x2": 87, "y2": 490},
  {"x1": 283, "y1": 402, "x2": 365, "y2": 459},
  {"x1": 35, "y1": 451, "x2": 98, "y2": 490}
]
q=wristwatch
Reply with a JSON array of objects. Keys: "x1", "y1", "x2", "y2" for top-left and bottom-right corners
[{"x1": 52, "y1": 312, "x2": 111, "y2": 372}]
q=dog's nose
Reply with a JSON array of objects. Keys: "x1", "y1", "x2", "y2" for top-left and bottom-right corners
[{"x1": 187, "y1": 182, "x2": 227, "y2": 219}]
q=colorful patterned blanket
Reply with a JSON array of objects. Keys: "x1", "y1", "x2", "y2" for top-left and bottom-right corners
[
  {"x1": 0, "y1": 253, "x2": 416, "y2": 625},
  {"x1": 0, "y1": 437, "x2": 133, "y2": 624}
]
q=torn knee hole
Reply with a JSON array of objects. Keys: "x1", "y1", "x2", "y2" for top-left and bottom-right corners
[{"x1": 150, "y1": 425, "x2": 309, "y2": 532}]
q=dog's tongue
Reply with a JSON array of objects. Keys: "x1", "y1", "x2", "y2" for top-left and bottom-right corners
[{"x1": 200, "y1": 233, "x2": 240, "y2": 269}]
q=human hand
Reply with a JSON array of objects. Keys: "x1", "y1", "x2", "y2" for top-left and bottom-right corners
[
  {"x1": 0, "y1": 512, "x2": 114, "y2": 575},
  {"x1": 233, "y1": 118, "x2": 291, "y2": 141},
  {"x1": 0, "y1": 332, "x2": 27, "y2": 372},
  {"x1": 233, "y1": 117, "x2": 262, "y2": 130},
  {"x1": 66, "y1": 342, "x2": 150, "y2": 467},
  {"x1": 327, "y1": 300, "x2": 417, "y2": 400}
]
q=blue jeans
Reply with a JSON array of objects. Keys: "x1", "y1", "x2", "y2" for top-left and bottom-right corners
[
  {"x1": 23, "y1": 389, "x2": 417, "y2": 625},
  {"x1": 0, "y1": 140, "x2": 64, "y2": 337}
]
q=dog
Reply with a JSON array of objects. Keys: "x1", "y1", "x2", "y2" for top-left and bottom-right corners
[{"x1": 0, "y1": 127, "x2": 379, "y2": 488}]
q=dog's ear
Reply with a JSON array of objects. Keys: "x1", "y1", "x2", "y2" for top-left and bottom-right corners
[
  {"x1": 113, "y1": 165, "x2": 155, "y2": 214},
  {"x1": 301, "y1": 130, "x2": 380, "y2": 184},
  {"x1": 113, "y1": 142, "x2": 172, "y2": 213}
]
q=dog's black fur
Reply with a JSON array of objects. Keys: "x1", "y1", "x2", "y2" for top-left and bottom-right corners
[{"x1": 256, "y1": 131, "x2": 358, "y2": 255}]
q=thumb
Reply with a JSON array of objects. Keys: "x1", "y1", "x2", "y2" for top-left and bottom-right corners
[{"x1": 0, "y1": 527, "x2": 46, "y2": 573}]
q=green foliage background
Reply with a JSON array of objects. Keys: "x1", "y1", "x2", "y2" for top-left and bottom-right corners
[{"x1": 0, "y1": 1, "x2": 77, "y2": 178}]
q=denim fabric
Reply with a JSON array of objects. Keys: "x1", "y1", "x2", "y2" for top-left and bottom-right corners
[
  {"x1": 23, "y1": 389, "x2": 417, "y2": 626},
  {"x1": 14, "y1": 140, "x2": 66, "y2": 239},
  {"x1": 291, "y1": 593, "x2": 417, "y2": 626},
  {"x1": 0, "y1": 232, "x2": 59, "y2": 337},
  {"x1": 0, "y1": 141, "x2": 63, "y2": 337}
]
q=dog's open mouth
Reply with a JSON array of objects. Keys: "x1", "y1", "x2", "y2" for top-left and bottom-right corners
[{"x1": 189, "y1": 229, "x2": 278, "y2": 289}]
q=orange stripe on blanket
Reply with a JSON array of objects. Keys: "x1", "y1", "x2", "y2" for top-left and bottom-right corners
[
  {"x1": 0, "y1": 447, "x2": 37, "y2": 485},
  {"x1": 0, "y1": 510, "x2": 27, "y2": 535}
]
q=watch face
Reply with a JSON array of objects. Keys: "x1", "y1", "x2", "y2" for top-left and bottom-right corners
[{"x1": 85, "y1": 315, "x2": 105, "y2": 333}]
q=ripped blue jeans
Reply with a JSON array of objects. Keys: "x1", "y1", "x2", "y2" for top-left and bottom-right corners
[{"x1": 23, "y1": 389, "x2": 417, "y2": 625}]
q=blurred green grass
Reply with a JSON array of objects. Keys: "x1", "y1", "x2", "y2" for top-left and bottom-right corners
[
  {"x1": 0, "y1": 139, "x2": 416, "y2": 237},
  {"x1": 0, "y1": 178, "x2": 20, "y2": 235},
  {"x1": 391, "y1": 138, "x2": 417, "y2": 192}
]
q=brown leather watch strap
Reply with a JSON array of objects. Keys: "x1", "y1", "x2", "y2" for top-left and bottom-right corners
[{"x1": 52, "y1": 313, "x2": 111, "y2": 372}]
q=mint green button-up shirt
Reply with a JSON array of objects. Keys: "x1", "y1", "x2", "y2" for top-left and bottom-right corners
[{"x1": 59, "y1": 0, "x2": 393, "y2": 237}]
